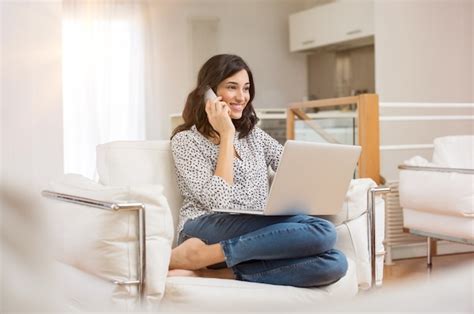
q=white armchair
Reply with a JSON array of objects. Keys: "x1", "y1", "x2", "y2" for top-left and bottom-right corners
[
  {"x1": 43, "y1": 140, "x2": 387, "y2": 312},
  {"x1": 399, "y1": 135, "x2": 474, "y2": 268}
]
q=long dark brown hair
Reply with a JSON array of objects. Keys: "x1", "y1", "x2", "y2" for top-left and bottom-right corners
[{"x1": 171, "y1": 54, "x2": 258, "y2": 139}]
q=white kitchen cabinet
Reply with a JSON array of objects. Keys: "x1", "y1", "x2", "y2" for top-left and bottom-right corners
[{"x1": 289, "y1": 0, "x2": 374, "y2": 52}]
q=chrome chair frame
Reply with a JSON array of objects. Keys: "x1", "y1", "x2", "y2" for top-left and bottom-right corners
[
  {"x1": 41, "y1": 190, "x2": 147, "y2": 302},
  {"x1": 398, "y1": 164, "x2": 474, "y2": 268}
]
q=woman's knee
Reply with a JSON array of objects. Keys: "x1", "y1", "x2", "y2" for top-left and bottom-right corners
[
  {"x1": 318, "y1": 218, "x2": 337, "y2": 239},
  {"x1": 294, "y1": 215, "x2": 335, "y2": 230},
  {"x1": 324, "y1": 249, "x2": 348, "y2": 284},
  {"x1": 305, "y1": 216, "x2": 337, "y2": 247},
  {"x1": 302, "y1": 249, "x2": 348, "y2": 287},
  {"x1": 290, "y1": 249, "x2": 348, "y2": 287},
  {"x1": 290, "y1": 215, "x2": 337, "y2": 249},
  {"x1": 293, "y1": 214, "x2": 335, "y2": 230}
]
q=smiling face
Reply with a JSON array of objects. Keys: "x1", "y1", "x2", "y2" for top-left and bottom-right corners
[{"x1": 215, "y1": 69, "x2": 250, "y2": 120}]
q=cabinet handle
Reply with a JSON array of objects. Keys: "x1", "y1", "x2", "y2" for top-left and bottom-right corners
[
  {"x1": 346, "y1": 29, "x2": 362, "y2": 35},
  {"x1": 302, "y1": 39, "x2": 315, "y2": 45}
]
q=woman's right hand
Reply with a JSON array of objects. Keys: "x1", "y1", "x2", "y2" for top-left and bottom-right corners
[{"x1": 205, "y1": 97, "x2": 235, "y2": 138}]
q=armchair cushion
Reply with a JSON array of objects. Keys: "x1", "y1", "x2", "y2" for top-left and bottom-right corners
[
  {"x1": 160, "y1": 259, "x2": 358, "y2": 311},
  {"x1": 46, "y1": 174, "x2": 174, "y2": 307}
]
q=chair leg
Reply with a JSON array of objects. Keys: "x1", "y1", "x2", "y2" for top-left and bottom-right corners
[
  {"x1": 426, "y1": 237, "x2": 437, "y2": 270},
  {"x1": 427, "y1": 237, "x2": 432, "y2": 269}
]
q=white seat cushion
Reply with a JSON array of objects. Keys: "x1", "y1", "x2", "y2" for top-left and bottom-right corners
[
  {"x1": 162, "y1": 210, "x2": 383, "y2": 311},
  {"x1": 160, "y1": 259, "x2": 358, "y2": 312},
  {"x1": 403, "y1": 208, "x2": 474, "y2": 240}
]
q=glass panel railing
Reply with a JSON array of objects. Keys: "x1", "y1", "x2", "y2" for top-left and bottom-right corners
[
  {"x1": 294, "y1": 110, "x2": 358, "y2": 146},
  {"x1": 287, "y1": 94, "x2": 381, "y2": 184}
]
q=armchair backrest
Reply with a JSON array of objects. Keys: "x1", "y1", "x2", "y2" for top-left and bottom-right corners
[
  {"x1": 432, "y1": 135, "x2": 474, "y2": 168},
  {"x1": 96, "y1": 141, "x2": 182, "y2": 230}
]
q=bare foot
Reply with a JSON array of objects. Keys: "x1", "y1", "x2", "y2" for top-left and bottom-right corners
[
  {"x1": 167, "y1": 269, "x2": 200, "y2": 277},
  {"x1": 167, "y1": 268, "x2": 235, "y2": 280},
  {"x1": 169, "y1": 238, "x2": 208, "y2": 270},
  {"x1": 169, "y1": 238, "x2": 225, "y2": 270}
]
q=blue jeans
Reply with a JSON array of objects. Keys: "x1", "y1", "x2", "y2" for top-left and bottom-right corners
[{"x1": 179, "y1": 213, "x2": 348, "y2": 287}]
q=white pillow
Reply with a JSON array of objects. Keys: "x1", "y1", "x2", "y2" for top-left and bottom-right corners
[{"x1": 45, "y1": 174, "x2": 174, "y2": 308}]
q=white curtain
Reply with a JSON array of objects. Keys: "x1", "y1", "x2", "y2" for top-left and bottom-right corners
[{"x1": 62, "y1": 0, "x2": 149, "y2": 179}]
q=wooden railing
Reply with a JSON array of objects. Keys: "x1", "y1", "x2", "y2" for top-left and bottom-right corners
[{"x1": 286, "y1": 94, "x2": 382, "y2": 184}]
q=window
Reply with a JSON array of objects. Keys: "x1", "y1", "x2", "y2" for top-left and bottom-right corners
[{"x1": 62, "y1": 3, "x2": 145, "y2": 179}]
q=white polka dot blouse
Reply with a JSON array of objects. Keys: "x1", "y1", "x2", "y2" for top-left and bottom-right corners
[{"x1": 171, "y1": 125, "x2": 283, "y2": 234}]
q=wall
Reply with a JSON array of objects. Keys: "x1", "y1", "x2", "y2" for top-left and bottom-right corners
[
  {"x1": 298, "y1": 0, "x2": 472, "y2": 183},
  {"x1": 374, "y1": 0, "x2": 472, "y2": 103},
  {"x1": 373, "y1": 0, "x2": 473, "y2": 181},
  {"x1": 372, "y1": 0, "x2": 474, "y2": 259},
  {"x1": 0, "y1": 1, "x2": 63, "y2": 194},
  {"x1": 146, "y1": 0, "x2": 309, "y2": 139},
  {"x1": 2, "y1": 0, "x2": 470, "y2": 185}
]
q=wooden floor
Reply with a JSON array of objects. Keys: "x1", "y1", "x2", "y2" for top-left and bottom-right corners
[
  {"x1": 382, "y1": 252, "x2": 474, "y2": 286},
  {"x1": 346, "y1": 252, "x2": 474, "y2": 312}
]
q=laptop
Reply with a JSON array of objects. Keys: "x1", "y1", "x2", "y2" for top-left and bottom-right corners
[{"x1": 213, "y1": 140, "x2": 361, "y2": 216}]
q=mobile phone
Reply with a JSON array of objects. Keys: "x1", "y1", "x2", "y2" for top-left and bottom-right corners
[{"x1": 204, "y1": 87, "x2": 218, "y2": 103}]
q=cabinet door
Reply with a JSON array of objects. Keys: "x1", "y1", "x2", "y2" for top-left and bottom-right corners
[
  {"x1": 309, "y1": 3, "x2": 334, "y2": 48},
  {"x1": 289, "y1": 9, "x2": 317, "y2": 52},
  {"x1": 289, "y1": 0, "x2": 374, "y2": 52},
  {"x1": 335, "y1": 0, "x2": 374, "y2": 43}
]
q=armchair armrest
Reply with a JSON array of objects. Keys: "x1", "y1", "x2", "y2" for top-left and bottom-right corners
[
  {"x1": 398, "y1": 164, "x2": 474, "y2": 175},
  {"x1": 42, "y1": 174, "x2": 174, "y2": 310},
  {"x1": 327, "y1": 179, "x2": 388, "y2": 288},
  {"x1": 42, "y1": 190, "x2": 147, "y2": 302},
  {"x1": 367, "y1": 186, "x2": 390, "y2": 288}
]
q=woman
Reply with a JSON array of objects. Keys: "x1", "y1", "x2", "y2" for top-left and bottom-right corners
[{"x1": 169, "y1": 54, "x2": 347, "y2": 287}]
